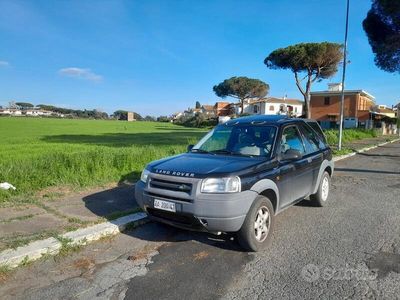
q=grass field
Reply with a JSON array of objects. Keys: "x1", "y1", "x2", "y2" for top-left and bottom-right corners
[
  {"x1": 0, "y1": 118, "x2": 206, "y2": 204},
  {"x1": 0, "y1": 117, "x2": 383, "y2": 204}
]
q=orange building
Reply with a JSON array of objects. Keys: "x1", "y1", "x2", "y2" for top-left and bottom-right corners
[
  {"x1": 214, "y1": 102, "x2": 232, "y2": 116},
  {"x1": 310, "y1": 84, "x2": 375, "y2": 129}
]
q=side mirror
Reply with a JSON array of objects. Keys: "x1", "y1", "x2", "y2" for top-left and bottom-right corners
[
  {"x1": 280, "y1": 149, "x2": 302, "y2": 161},
  {"x1": 187, "y1": 145, "x2": 194, "y2": 152}
]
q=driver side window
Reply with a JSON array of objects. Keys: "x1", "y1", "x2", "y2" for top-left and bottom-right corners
[{"x1": 280, "y1": 126, "x2": 305, "y2": 154}]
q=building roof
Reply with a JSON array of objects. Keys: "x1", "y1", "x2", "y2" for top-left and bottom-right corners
[
  {"x1": 201, "y1": 105, "x2": 214, "y2": 112},
  {"x1": 224, "y1": 114, "x2": 304, "y2": 126},
  {"x1": 262, "y1": 98, "x2": 303, "y2": 105},
  {"x1": 310, "y1": 89, "x2": 375, "y2": 100},
  {"x1": 233, "y1": 97, "x2": 303, "y2": 106}
]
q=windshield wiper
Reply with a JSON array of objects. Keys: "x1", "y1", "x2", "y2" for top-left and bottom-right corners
[
  {"x1": 190, "y1": 149, "x2": 213, "y2": 154},
  {"x1": 210, "y1": 149, "x2": 252, "y2": 156}
]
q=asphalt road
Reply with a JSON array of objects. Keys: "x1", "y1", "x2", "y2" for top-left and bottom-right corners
[{"x1": 1, "y1": 141, "x2": 399, "y2": 300}]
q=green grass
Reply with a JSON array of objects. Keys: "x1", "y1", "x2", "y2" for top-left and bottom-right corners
[
  {"x1": 0, "y1": 118, "x2": 387, "y2": 204},
  {"x1": 0, "y1": 118, "x2": 206, "y2": 203},
  {"x1": 324, "y1": 128, "x2": 378, "y2": 146}
]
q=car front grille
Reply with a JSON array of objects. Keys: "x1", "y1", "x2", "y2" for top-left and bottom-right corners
[{"x1": 149, "y1": 178, "x2": 193, "y2": 194}]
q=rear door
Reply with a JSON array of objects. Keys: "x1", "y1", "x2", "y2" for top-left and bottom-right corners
[
  {"x1": 277, "y1": 124, "x2": 314, "y2": 208},
  {"x1": 298, "y1": 123, "x2": 325, "y2": 190}
]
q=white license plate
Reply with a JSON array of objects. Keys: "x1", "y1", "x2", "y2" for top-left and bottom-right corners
[{"x1": 154, "y1": 199, "x2": 176, "y2": 212}]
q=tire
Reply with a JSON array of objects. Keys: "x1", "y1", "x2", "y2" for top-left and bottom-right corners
[
  {"x1": 237, "y1": 195, "x2": 274, "y2": 252},
  {"x1": 310, "y1": 171, "x2": 331, "y2": 207}
]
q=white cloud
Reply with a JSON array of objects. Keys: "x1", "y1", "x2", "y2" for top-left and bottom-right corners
[
  {"x1": 58, "y1": 67, "x2": 103, "y2": 82},
  {"x1": 0, "y1": 61, "x2": 10, "y2": 67}
]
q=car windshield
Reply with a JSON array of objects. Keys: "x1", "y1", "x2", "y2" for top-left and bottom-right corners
[{"x1": 192, "y1": 124, "x2": 277, "y2": 157}]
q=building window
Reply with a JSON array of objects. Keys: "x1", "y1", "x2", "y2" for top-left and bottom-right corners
[
  {"x1": 269, "y1": 105, "x2": 274, "y2": 111},
  {"x1": 324, "y1": 97, "x2": 330, "y2": 105},
  {"x1": 294, "y1": 107, "x2": 298, "y2": 113},
  {"x1": 254, "y1": 105, "x2": 259, "y2": 113}
]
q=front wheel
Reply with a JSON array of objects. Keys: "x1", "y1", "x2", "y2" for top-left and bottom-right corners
[
  {"x1": 310, "y1": 171, "x2": 331, "y2": 207},
  {"x1": 236, "y1": 195, "x2": 274, "y2": 252}
]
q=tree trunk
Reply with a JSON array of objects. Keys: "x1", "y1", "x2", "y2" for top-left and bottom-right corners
[
  {"x1": 303, "y1": 91, "x2": 311, "y2": 119},
  {"x1": 240, "y1": 99, "x2": 244, "y2": 115},
  {"x1": 304, "y1": 73, "x2": 312, "y2": 119}
]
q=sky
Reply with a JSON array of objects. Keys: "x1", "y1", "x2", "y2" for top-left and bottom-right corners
[{"x1": 0, "y1": 0, "x2": 399, "y2": 116}]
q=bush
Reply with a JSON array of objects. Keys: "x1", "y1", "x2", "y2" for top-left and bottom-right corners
[{"x1": 175, "y1": 114, "x2": 218, "y2": 128}]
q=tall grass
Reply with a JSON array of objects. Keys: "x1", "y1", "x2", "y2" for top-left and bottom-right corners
[
  {"x1": 0, "y1": 118, "x2": 205, "y2": 203},
  {"x1": 324, "y1": 129, "x2": 378, "y2": 146},
  {"x1": 0, "y1": 118, "x2": 383, "y2": 203}
]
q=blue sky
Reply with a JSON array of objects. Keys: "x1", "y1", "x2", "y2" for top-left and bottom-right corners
[{"x1": 0, "y1": 0, "x2": 398, "y2": 116}]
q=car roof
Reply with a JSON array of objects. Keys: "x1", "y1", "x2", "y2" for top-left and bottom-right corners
[{"x1": 224, "y1": 115, "x2": 307, "y2": 126}]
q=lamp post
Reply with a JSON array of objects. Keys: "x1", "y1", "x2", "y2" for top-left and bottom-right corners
[{"x1": 338, "y1": 0, "x2": 350, "y2": 150}]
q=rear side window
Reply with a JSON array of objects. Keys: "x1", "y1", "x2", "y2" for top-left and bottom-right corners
[
  {"x1": 302, "y1": 123, "x2": 327, "y2": 150},
  {"x1": 306, "y1": 121, "x2": 327, "y2": 144},
  {"x1": 280, "y1": 126, "x2": 305, "y2": 154}
]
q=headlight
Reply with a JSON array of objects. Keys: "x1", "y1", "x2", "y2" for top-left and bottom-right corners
[
  {"x1": 140, "y1": 169, "x2": 150, "y2": 183},
  {"x1": 201, "y1": 176, "x2": 241, "y2": 193}
]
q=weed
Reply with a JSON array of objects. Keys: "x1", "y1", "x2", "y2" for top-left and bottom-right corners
[
  {"x1": 56, "y1": 236, "x2": 82, "y2": 256},
  {"x1": 0, "y1": 265, "x2": 10, "y2": 282}
]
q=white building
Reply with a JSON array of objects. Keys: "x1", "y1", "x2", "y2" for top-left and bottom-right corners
[
  {"x1": 0, "y1": 109, "x2": 22, "y2": 116},
  {"x1": 25, "y1": 109, "x2": 53, "y2": 116},
  {"x1": 233, "y1": 97, "x2": 304, "y2": 117}
]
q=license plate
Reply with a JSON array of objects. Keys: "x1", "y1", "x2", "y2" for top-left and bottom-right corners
[{"x1": 154, "y1": 199, "x2": 176, "y2": 212}]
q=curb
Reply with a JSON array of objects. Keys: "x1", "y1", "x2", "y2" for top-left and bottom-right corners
[
  {"x1": 0, "y1": 212, "x2": 148, "y2": 269},
  {"x1": 333, "y1": 138, "x2": 399, "y2": 162}
]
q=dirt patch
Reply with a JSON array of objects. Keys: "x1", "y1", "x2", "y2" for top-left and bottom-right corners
[
  {"x1": 193, "y1": 251, "x2": 209, "y2": 261},
  {"x1": 128, "y1": 244, "x2": 161, "y2": 262},
  {"x1": 73, "y1": 257, "x2": 95, "y2": 271}
]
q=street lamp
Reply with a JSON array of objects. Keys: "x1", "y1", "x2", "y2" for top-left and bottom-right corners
[{"x1": 338, "y1": 0, "x2": 350, "y2": 150}]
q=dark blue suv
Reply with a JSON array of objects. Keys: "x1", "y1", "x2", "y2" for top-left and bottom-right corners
[{"x1": 135, "y1": 115, "x2": 333, "y2": 251}]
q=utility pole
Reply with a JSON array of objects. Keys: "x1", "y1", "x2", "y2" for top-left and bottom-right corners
[{"x1": 338, "y1": 0, "x2": 350, "y2": 150}]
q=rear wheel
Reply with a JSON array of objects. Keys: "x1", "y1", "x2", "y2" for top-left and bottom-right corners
[
  {"x1": 237, "y1": 195, "x2": 274, "y2": 252},
  {"x1": 310, "y1": 171, "x2": 331, "y2": 207}
]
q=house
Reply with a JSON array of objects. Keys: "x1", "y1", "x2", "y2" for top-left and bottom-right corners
[
  {"x1": 233, "y1": 97, "x2": 304, "y2": 117},
  {"x1": 214, "y1": 102, "x2": 232, "y2": 116},
  {"x1": 371, "y1": 105, "x2": 396, "y2": 118},
  {"x1": 310, "y1": 83, "x2": 375, "y2": 129},
  {"x1": 25, "y1": 109, "x2": 53, "y2": 117},
  {"x1": 200, "y1": 105, "x2": 215, "y2": 116},
  {"x1": 127, "y1": 112, "x2": 135, "y2": 121},
  {"x1": 0, "y1": 108, "x2": 22, "y2": 116}
]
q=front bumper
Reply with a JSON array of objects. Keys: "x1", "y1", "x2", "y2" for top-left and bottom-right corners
[{"x1": 134, "y1": 177, "x2": 257, "y2": 232}]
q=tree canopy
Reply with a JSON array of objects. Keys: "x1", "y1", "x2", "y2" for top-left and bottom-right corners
[
  {"x1": 15, "y1": 102, "x2": 34, "y2": 109},
  {"x1": 363, "y1": 0, "x2": 400, "y2": 73},
  {"x1": 264, "y1": 42, "x2": 343, "y2": 118},
  {"x1": 213, "y1": 76, "x2": 269, "y2": 114}
]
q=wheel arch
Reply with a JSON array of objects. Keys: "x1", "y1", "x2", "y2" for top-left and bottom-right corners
[
  {"x1": 250, "y1": 179, "x2": 280, "y2": 215},
  {"x1": 312, "y1": 159, "x2": 334, "y2": 194}
]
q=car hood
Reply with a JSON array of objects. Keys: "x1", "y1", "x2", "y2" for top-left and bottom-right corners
[{"x1": 148, "y1": 153, "x2": 264, "y2": 178}]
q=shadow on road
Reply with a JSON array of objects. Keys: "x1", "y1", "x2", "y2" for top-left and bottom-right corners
[
  {"x1": 358, "y1": 152, "x2": 400, "y2": 158},
  {"x1": 335, "y1": 167, "x2": 400, "y2": 175}
]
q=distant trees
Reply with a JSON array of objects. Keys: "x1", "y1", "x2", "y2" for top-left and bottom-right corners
[
  {"x1": 195, "y1": 101, "x2": 201, "y2": 109},
  {"x1": 113, "y1": 110, "x2": 128, "y2": 120},
  {"x1": 15, "y1": 102, "x2": 34, "y2": 109},
  {"x1": 213, "y1": 76, "x2": 269, "y2": 114},
  {"x1": 35, "y1": 104, "x2": 108, "y2": 119},
  {"x1": 265, "y1": 42, "x2": 343, "y2": 118},
  {"x1": 144, "y1": 115, "x2": 156, "y2": 122},
  {"x1": 157, "y1": 116, "x2": 170, "y2": 122},
  {"x1": 363, "y1": 0, "x2": 400, "y2": 73}
]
